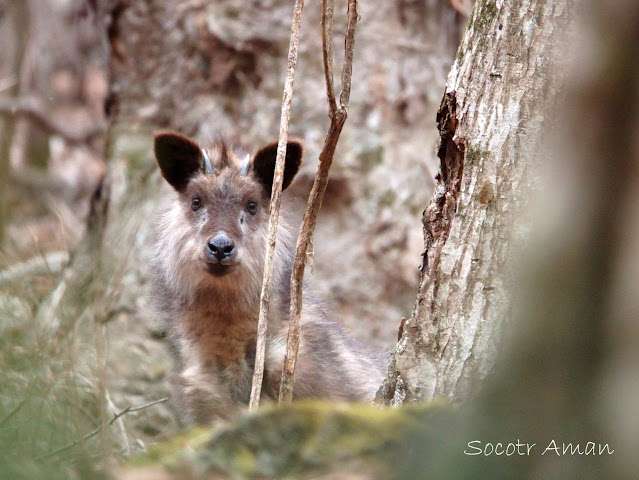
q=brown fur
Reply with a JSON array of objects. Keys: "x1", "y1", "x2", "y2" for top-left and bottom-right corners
[{"x1": 152, "y1": 132, "x2": 386, "y2": 424}]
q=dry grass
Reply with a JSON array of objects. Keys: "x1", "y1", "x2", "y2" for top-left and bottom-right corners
[{"x1": 0, "y1": 257, "x2": 123, "y2": 479}]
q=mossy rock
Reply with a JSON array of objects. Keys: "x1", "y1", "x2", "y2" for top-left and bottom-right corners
[{"x1": 122, "y1": 400, "x2": 458, "y2": 480}]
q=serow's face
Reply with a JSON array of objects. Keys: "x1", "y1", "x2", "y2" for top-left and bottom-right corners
[{"x1": 154, "y1": 132, "x2": 302, "y2": 279}]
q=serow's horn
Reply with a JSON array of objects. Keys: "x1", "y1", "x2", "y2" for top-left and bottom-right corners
[{"x1": 202, "y1": 149, "x2": 215, "y2": 175}]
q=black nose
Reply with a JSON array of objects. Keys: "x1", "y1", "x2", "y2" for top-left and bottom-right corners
[{"x1": 206, "y1": 235, "x2": 236, "y2": 262}]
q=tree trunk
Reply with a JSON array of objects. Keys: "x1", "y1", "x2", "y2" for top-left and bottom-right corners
[
  {"x1": 382, "y1": 0, "x2": 574, "y2": 404},
  {"x1": 0, "y1": 1, "x2": 29, "y2": 245}
]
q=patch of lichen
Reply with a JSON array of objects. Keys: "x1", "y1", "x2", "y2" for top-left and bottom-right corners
[
  {"x1": 473, "y1": 0, "x2": 498, "y2": 34},
  {"x1": 128, "y1": 400, "x2": 452, "y2": 479},
  {"x1": 465, "y1": 0, "x2": 499, "y2": 57},
  {"x1": 465, "y1": 144, "x2": 490, "y2": 166}
]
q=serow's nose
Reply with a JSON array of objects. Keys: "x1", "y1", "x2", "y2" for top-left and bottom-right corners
[{"x1": 206, "y1": 235, "x2": 236, "y2": 262}]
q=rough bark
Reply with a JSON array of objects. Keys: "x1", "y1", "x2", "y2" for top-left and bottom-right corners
[{"x1": 383, "y1": 0, "x2": 574, "y2": 404}]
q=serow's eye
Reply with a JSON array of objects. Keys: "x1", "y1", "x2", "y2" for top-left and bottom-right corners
[
  {"x1": 191, "y1": 196, "x2": 202, "y2": 211},
  {"x1": 246, "y1": 200, "x2": 258, "y2": 215}
]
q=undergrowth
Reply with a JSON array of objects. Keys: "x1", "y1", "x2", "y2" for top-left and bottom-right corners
[{"x1": 0, "y1": 275, "x2": 119, "y2": 480}]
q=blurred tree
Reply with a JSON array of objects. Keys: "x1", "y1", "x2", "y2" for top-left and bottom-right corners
[{"x1": 0, "y1": 1, "x2": 28, "y2": 245}]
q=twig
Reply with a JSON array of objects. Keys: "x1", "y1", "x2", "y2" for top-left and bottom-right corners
[
  {"x1": 339, "y1": 0, "x2": 357, "y2": 108},
  {"x1": 248, "y1": 0, "x2": 305, "y2": 412},
  {"x1": 0, "y1": 96, "x2": 106, "y2": 145},
  {"x1": 279, "y1": 0, "x2": 359, "y2": 403},
  {"x1": 39, "y1": 397, "x2": 168, "y2": 460},
  {"x1": 323, "y1": 0, "x2": 337, "y2": 113},
  {"x1": 105, "y1": 371, "x2": 131, "y2": 456}
]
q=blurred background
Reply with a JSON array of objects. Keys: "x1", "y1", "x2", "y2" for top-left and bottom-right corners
[
  {"x1": 0, "y1": 0, "x2": 469, "y2": 476},
  {"x1": 2, "y1": 1, "x2": 639, "y2": 479}
]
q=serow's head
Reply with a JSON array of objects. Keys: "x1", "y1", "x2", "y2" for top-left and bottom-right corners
[{"x1": 154, "y1": 131, "x2": 302, "y2": 280}]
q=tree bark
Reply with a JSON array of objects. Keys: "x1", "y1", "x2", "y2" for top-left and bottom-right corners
[{"x1": 382, "y1": 0, "x2": 574, "y2": 404}]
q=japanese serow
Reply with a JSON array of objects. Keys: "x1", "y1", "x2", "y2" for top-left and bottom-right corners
[{"x1": 152, "y1": 131, "x2": 386, "y2": 424}]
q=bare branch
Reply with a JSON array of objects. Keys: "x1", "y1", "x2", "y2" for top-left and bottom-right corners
[
  {"x1": 322, "y1": 0, "x2": 337, "y2": 113},
  {"x1": 105, "y1": 387, "x2": 130, "y2": 456},
  {"x1": 39, "y1": 397, "x2": 168, "y2": 460},
  {"x1": 279, "y1": 0, "x2": 359, "y2": 404},
  {"x1": 339, "y1": 0, "x2": 358, "y2": 109},
  {"x1": 0, "y1": 96, "x2": 106, "y2": 145},
  {"x1": 249, "y1": 0, "x2": 305, "y2": 412}
]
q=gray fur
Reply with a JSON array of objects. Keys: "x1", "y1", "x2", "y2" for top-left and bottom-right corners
[{"x1": 152, "y1": 133, "x2": 387, "y2": 425}]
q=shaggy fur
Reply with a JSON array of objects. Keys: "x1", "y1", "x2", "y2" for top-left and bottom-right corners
[{"x1": 152, "y1": 131, "x2": 386, "y2": 424}]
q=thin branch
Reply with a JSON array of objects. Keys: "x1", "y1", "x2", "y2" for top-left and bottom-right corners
[
  {"x1": 0, "y1": 96, "x2": 106, "y2": 145},
  {"x1": 249, "y1": 0, "x2": 305, "y2": 412},
  {"x1": 322, "y1": 0, "x2": 337, "y2": 113},
  {"x1": 279, "y1": 0, "x2": 359, "y2": 403},
  {"x1": 39, "y1": 397, "x2": 168, "y2": 460},
  {"x1": 339, "y1": 0, "x2": 358, "y2": 108},
  {"x1": 105, "y1": 374, "x2": 131, "y2": 457}
]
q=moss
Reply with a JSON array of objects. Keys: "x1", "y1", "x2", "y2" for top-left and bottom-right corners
[
  {"x1": 474, "y1": 0, "x2": 498, "y2": 34},
  {"x1": 467, "y1": 0, "x2": 499, "y2": 54},
  {"x1": 131, "y1": 428, "x2": 212, "y2": 469},
  {"x1": 128, "y1": 401, "x2": 454, "y2": 479},
  {"x1": 456, "y1": 45, "x2": 465, "y2": 63},
  {"x1": 465, "y1": 144, "x2": 489, "y2": 166}
]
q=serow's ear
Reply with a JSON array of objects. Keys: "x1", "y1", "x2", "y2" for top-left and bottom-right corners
[
  {"x1": 154, "y1": 131, "x2": 202, "y2": 192},
  {"x1": 252, "y1": 140, "x2": 303, "y2": 195}
]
